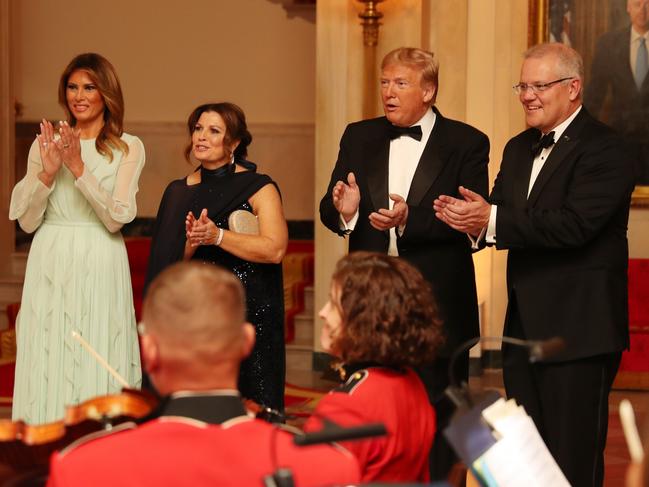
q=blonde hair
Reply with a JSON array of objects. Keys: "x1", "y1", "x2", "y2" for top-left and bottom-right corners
[
  {"x1": 382, "y1": 47, "x2": 439, "y2": 104},
  {"x1": 58, "y1": 53, "x2": 129, "y2": 161}
]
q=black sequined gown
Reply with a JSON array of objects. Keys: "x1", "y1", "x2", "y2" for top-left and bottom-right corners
[{"x1": 145, "y1": 161, "x2": 286, "y2": 411}]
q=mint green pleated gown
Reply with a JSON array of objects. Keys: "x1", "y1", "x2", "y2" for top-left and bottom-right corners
[{"x1": 9, "y1": 134, "x2": 143, "y2": 424}]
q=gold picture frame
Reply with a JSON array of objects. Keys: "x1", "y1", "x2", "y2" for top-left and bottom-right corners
[{"x1": 528, "y1": 0, "x2": 649, "y2": 206}]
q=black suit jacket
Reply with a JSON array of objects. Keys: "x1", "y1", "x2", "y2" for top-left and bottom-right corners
[
  {"x1": 585, "y1": 26, "x2": 649, "y2": 182},
  {"x1": 491, "y1": 108, "x2": 635, "y2": 362},
  {"x1": 320, "y1": 108, "x2": 490, "y2": 355}
]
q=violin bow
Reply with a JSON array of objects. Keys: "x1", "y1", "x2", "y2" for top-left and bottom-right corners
[{"x1": 71, "y1": 330, "x2": 130, "y2": 388}]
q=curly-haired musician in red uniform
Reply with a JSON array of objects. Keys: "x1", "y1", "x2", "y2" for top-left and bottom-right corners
[
  {"x1": 304, "y1": 251, "x2": 444, "y2": 482},
  {"x1": 47, "y1": 262, "x2": 360, "y2": 487}
]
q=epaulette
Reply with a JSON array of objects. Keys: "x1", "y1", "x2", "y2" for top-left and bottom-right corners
[
  {"x1": 57, "y1": 421, "x2": 137, "y2": 457},
  {"x1": 334, "y1": 369, "x2": 369, "y2": 394}
]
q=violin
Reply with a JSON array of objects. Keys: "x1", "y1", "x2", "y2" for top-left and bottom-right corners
[
  {"x1": 0, "y1": 388, "x2": 157, "y2": 479},
  {"x1": 0, "y1": 330, "x2": 283, "y2": 483}
]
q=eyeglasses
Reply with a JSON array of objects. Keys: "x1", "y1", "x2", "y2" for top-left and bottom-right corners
[{"x1": 512, "y1": 77, "x2": 574, "y2": 94}]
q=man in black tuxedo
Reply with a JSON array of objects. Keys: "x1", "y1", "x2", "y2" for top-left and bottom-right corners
[
  {"x1": 434, "y1": 43, "x2": 635, "y2": 486},
  {"x1": 319, "y1": 47, "x2": 489, "y2": 480},
  {"x1": 585, "y1": 0, "x2": 649, "y2": 183}
]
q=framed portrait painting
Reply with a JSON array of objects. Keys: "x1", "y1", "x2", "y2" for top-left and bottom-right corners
[{"x1": 529, "y1": 0, "x2": 649, "y2": 205}]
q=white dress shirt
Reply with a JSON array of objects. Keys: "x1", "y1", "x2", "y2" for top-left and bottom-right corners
[{"x1": 341, "y1": 108, "x2": 436, "y2": 256}]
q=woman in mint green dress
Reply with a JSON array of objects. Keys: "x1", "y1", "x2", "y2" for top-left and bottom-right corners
[{"x1": 9, "y1": 53, "x2": 143, "y2": 424}]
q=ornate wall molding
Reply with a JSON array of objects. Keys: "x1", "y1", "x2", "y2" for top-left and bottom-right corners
[{"x1": 267, "y1": 0, "x2": 315, "y2": 22}]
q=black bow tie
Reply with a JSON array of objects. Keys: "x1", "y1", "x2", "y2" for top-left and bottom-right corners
[
  {"x1": 531, "y1": 131, "x2": 556, "y2": 156},
  {"x1": 389, "y1": 125, "x2": 423, "y2": 141}
]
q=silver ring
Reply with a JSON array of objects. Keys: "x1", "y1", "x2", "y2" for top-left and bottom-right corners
[
  {"x1": 43, "y1": 142, "x2": 48, "y2": 147},
  {"x1": 63, "y1": 144, "x2": 70, "y2": 148},
  {"x1": 199, "y1": 240, "x2": 203, "y2": 245}
]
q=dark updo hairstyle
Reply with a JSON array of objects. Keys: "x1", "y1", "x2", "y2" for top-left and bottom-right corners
[
  {"x1": 184, "y1": 102, "x2": 253, "y2": 164},
  {"x1": 329, "y1": 251, "x2": 444, "y2": 368},
  {"x1": 58, "y1": 52, "x2": 128, "y2": 162}
]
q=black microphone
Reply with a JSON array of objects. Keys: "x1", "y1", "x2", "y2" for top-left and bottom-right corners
[
  {"x1": 293, "y1": 418, "x2": 387, "y2": 446},
  {"x1": 446, "y1": 335, "x2": 566, "y2": 408},
  {"x1": 265, "y1": 419, "x2": 387, "y2": 486},
  {"x1": 265, "y1": 417, "x2": 386, "y2": 486}
]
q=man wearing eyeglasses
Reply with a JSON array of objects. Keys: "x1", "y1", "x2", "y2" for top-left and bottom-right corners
[{"x1": 434, "y1": 43, "x2": 635, "y2": 487}]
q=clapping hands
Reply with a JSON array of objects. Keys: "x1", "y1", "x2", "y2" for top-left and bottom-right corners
[
  {"x1": 369, "y1": 193, "x2": 409, "y2": 231},
  {"x1": 36, "y1": 119, "x2": 84, "y2": 186},
  {"x1": 186, "y1": 209, "x2": 220, "y2": 247},
  {"x1": 57, "y1": 120, "x2": 84, "y2": 178},
  {"x1": 332, "y1": 172, "x2": 361, "y2": 223},
  {"x1": 36, "y1": 120, "x2": 64, "y2": 185},
  {"x1": 433, "y1": 186, "x2": 491, "y2": 236}
]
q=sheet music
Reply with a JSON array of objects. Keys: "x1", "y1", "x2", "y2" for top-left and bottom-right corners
[{"x1": 473, "y1": 398, "x2": 570, "y2": 487}]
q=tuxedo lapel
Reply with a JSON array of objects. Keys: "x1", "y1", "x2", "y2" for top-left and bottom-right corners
[
  {"x1": 513, "y1": 131, "x2": 538, "y2": 209},
  {"x1": 527, "y1": 110, "x2": 587, "y2": 205},
  {"x1": 366, "y1": 123, "x2": 391, "y2": 212},
  {"x1": 406, "y1": 109, "x2": 446, "y2": 206}
]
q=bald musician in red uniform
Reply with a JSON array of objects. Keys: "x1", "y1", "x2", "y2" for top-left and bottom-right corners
[
  {"x1": 305, "y1": 252, "x2": 442, "y2": 483},
  {"x1": 47, "y1": 262, "x2": 360, "y2": 487}
]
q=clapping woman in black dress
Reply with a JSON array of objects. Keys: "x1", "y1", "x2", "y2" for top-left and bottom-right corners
[{"x1": 146, "y1": 102, "x2": 287, "y2": 411}]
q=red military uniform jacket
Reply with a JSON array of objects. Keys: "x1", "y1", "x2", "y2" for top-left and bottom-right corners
[
  {"x1": 47, "y1": 392, "x2": 360, "y2": 487},
  {"x1": 304, "y1": 366, "x2": 436, "y2": 483}
]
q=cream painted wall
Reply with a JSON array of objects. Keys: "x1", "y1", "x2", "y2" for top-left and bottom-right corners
[
  {"x1": 313, "y1": 0, "x2": 358, "y2": 353},
  {"x1": 129, "y1": 121, "x2": 314, "y2": 219},
  {"x1": 465, "y1": 0, "x2": 529, "y2": 346},
  {"x1": 14, "y1": 0, "x2": 315, "y2": 124},
  {"x1": 0, "y1": 0, "x2": 15, "y2": 276},
  {"x1": 629, "y1": 209, "x2": 649, "y2": 258},
  {"x1": 11, "y1": 0, "x2": 317, "y2": 220}
]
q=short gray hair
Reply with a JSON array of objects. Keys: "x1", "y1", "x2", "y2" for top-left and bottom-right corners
[{"x1": 524, "y1": 42, "x2": 584, "y2": 80}]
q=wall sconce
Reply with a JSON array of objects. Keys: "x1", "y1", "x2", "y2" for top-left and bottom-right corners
[
  {"x1": 357, "y1": 0, "x2": 384, "y2": 47},
  {"x1": 356, "y1": 0, "x2": 386, "y2": 118}
]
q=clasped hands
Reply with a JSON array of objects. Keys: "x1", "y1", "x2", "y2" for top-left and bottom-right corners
[
  {"x1": 37, "y1": 119, "x2": 84, "y2": 184},
  {"x1": 186, "y1": 209, "x2": 219, "y2": 247},
  {"x1": 333, "y1": 172, "x2": 408, "y2": 230},
  {"x1": 433, "y1": 186, "x2": 491, "y2": 236}
]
